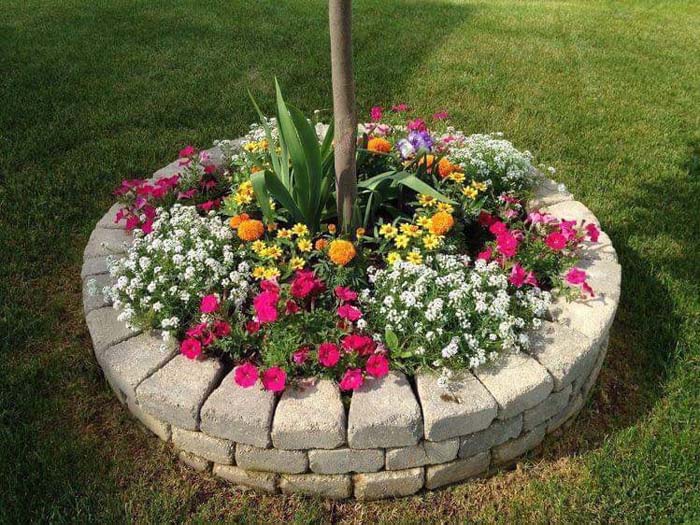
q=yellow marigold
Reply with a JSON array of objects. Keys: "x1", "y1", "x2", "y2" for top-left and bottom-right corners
[
  {"x1": 289, "y1": 257, "x2": 305, "y2": 270},
  {"x1": 250, "y1": 165, "x2": 262, "y2": 173},
  {"x1": 394, "y1": 234, "x2": 410, "y2": 249},
  {"x1": 379, "y1": 224, "x2": 398, "y2": 239},
  {"x1": 356, "y1": 227, "x2": 366, "y2": 237},
  {"x1": 367, "y1": 137, "x2": 392, "y2": 154},
  {"x1": 267, "y1": 222, "x2": 277, "y2": 232},
  {"x1": 251, "y1": 240, "x2": 266, "y2": 254},
  {"x1": 263, "y1": 267, "x2": 280, "y2": 280},
  {"x1": 233, "y1": 192, "x2": 253, "y2": 206},
  {"x1": 462, "y1": 186, "x2": 478, "y2": 200},
  {"x1": 276, "y1": 228, "x2": 292, "y2": 239},
  {"x1": 429, "y1": 211, "x2": 455, "y2": 236},
  {"x1": 437, "y1": 202, "x2": 454, "y2": 214},
  {"x1": 229, "y1": 213, "x2": 250, "y2": 229},
  {"x1": 328, "y1": 239, "x2": 356, "y2": 266},
  {"x1": 418, "y1": 194, "x2": 437, "y2": 207},
  {"x1": 448, "y1": 171, "x2": 466, "y2": 184},
  {"x1": 472, "y1": 180, "x2": 488, "y2": 192},
  {"x1": 387, "y1": 252, "x2": 402, "y2": 265},
  {"x1": 400, "y1": 223, "x2": 422, "y2": 238},
  {"x1": 406, "y1": 250, "x2": 423, "y2": 265},
  {"x1": 252, "y1": 266, "x2": 266, "y2": 279},
  {"x1": 327, "y1": 223, "x2": 337, "y2": 234},
  {"x1": 438, "y1": 157, "x2": 456, "y2": 178},
  {"x1": 315, "y1": 238, "x2": 329, "y2": 251},
  {"x1": 416, "y1": 215, "x2": 432, "y2": 229},
  {"x1": 297, "y1": 239, "x2": 312, "y2": 252},
  {"x1": 292, "y1": 223, "x2": 309, "y2": 237},
  {"x1": 423, "y1": 234, "x2": 441, "y2": 250},
  {"x1": 262, "y1": 246, "x2": 282, "y2": 260},
  {"x1": 237, "y1": 219, "x2": 265, "y2": 241}
]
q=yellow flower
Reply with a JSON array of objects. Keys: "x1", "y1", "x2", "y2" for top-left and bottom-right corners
[
  {"x1": 243, "y1": 139, "x2": 269, "y2": 153},
  {"x1": 289, "y1": 257, "x2": 305, "y2": 270},
  {"x1": 472, "y1": 180, "x2": 488, "y2": 192},
  {"x1": 423, "y1": 234, "x2": 441, "y2": 250},
  {"x1": 251, "y1": 240, "x2": 266, "y2": 254},
  {"x1": 276, "y1": 228, "x2": 292, "y2": 239},
  {"x1": 418, "y1": 194, "x2": 437, "y2": 207},
  {"x1": 356, "y1": 227, "x2": 366, "y2": 238},
  {"x1": 400, "y1": 223, "x2": 422, "y2": 238},
  {"x1": 367, "y1": 137, "x2": 392, "y2": 153},
  {"x1": 252, "y1": 266, "x2": 266, "y2": 279},
  {"x1": 416, "y1": 215, "x2": 432, "y2": 229},
  {"x1": 237, "y1": 219, "x2": 265, "y2": 241},
  {"x1": 297, "y1": 239, "x2": 312, "y2": 252},
  {"x1": 429, "y1": 211, "x2": 455, "y2": 236},
  {"x1": 328, "y1": 239, "x2": 357, "y2": 266},
  {"x1": 327, "y1": 223, "x2": 337, "y2": 234},
  {"x1": 379, "y1": 224, "x2": 398, "y2": 239},
  {"x1": 394, "y1": 234, "x2": 410, "y2": 249},
  {"x1": 462, "y1": 186, "x2": 478, "y2": 200},
  {"x1": 448, "y1": 171, "x2": 466, "y2": 184},
  {"x1": 233, "y1": 192, "x2": 253, "y2": 206},
  {"x1": 262, "y1": 245, "x2": 283, "y2": 260},
  {"x1": 387, "y1": 252, "x2": 402, "y2": 265},
  {"x1": 436, "y1": 202, "x2": 454, "y2": 214},
  {"x1": 291, "y1": 223, "x2": 309, "y2": 237},
  {"x1": 263, "y1": 267, "x2": 280, "y2": 280},
  {"x1": 406, "y1": 250, "x2": 423, "y2": 265}
]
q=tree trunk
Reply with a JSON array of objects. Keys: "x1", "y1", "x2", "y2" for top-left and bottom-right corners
[{"x1": 328, "y1": 0, "x2": 357, "y2": 233}]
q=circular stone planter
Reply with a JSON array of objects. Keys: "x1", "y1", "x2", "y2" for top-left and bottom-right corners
[{"x1": 82, "y1": 146, "x2": 620, "y2": 500}]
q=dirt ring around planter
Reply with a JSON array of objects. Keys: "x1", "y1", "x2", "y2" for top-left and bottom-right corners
[{"x1": 82, "y1": 146, "x2": 620, "y2": 500}]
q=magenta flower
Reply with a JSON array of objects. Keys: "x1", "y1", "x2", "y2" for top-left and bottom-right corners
[
  {"x1": 565, "y1": 267, "x2": 587, "y2": 285},
  {"x1": 318, "y1": 342, "x2": 340, "y2": 367},
  {"x1": 261, "y1": 367, "x2": 287, "y2": 392},
  {"x1": 253, "y1": 290, "x2": 279, "y2": 323},
  {"x1": 213, "y1": 320, "x2": 231, "y2": 338},
  {"x1": 365, "y1": 354, "x2": 389, "y2": 379},
  {"x1": 432, "y1": 111, "x2": 449, "y2": 120},
  {"x1": 496, "y1": 232, "x2": 519, "y2": 258},
  {"x1": 509, "y1": 263, "x2": 527, "y2": 288},
  {"x1": 179, "y1": 145, "x2": 196, "y2": 158},
  {"x1": 391, "y1": 103, "x2": 409, "y2": 112},
  {"x1": 545, "y1": 232, "x2": 567, "y2": 251},
  {"x1": 339, "y1": 368, "x2": 364, "y2": 391},
  {"x1": 292, "y1": 347, "x2": 309, "y2": 365},
  {"x1": 477, "y1": 247, "x2": 492, "y2": 261},
  {"x1": 407, "y1": 118, "x2": 427, "y2": 132},
  {"x1": 234, "y1": 362, "x2": 259, "y2": 388},
  {"x1": 200, "y1": 294, "x2": 219, "y2": 314},
  {"x1": 337, "y1": 304, "x2": 362, "y2": 322},
  {"x1": 585, "y1": 223, "x2": 600, "y2": 242},
  {"x1": 489, "y1": 221, "x2": 508, "y2": 236},
  {"x1": 341, "y1": 334, "x2": 376, "y2": 356},
  {"x1": 370, "y1": 105, "x2": 383, "y2": 122},
  {"x1": 290, "y1": 270, "x2": 325, "y2": 299},
  {"x1": 180, "y1": 338, "x2": 202, "y2": 360},
  {"x1": 334, "y1": 286, "x2": 358, "y2": 302}
]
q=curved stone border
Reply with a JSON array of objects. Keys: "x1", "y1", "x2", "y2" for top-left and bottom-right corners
[{"x1": 82, "y1": 149, "x2": 620, "y2": 500}]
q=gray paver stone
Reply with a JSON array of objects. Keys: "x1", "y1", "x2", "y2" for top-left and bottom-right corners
[
  {"x1": 385, "y1": 438, "x2": 459, "y2": 470},
  {"x1": 458, "y1": 415, "x2": 523, "y2": 459},
  {"x1": 523, "y1": 385, "x2": 572, "y2": 431},
  {"x1": 213, "y1": 464, "x2": 278, "y2": 493},
  {"x1": 178, "y1": 450, "x2": 211, "y2": 472},
  {"x1": 543, "y1": 200, "x2": 599, "y2": 226},
  {"x1": 279, "y1": 473, "x2": 352, "y2": 499},
  {"x1": 353, "y1": 467, "x2": 424, "y2": 500},
  {"x1": 83, "y1": 273, "x2": 114, "y2": 314},
  {"x1": 528, "y1": 176, "x2": 573, "y2": 209},
  {"x1": 308, "y1": 448, "x2": 384, "y2": 474},
  {"x1": 84, "y1": 227, "x2": 132, "y2": 259},
  {"x1": 86, "y1": 307, "x2": 140, "y2": 357},
  {"x1": 425, "y1": 451, "x2": 490, "y2": 489},
  {"x1": 96, "y1": 203, "x2": 125, "y2": 230},
  {"x1": 547, "y1": 393, "x2": 585, "y2": 433},
  {"x1": 127, "y1": 398, "x2": 171, "y2": 441},
  {"x1": 235, "y1": 444, "x2": 308, "y2": 474},
  {"x1": 172, "y1": 428, "x2": 235, "y2": 464},
  {"x1": 492, "y1": 424, "x2": 547, "y2": 465}
]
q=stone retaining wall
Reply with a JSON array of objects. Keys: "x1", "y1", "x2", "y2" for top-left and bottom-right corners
[{"x1": 82, "y1": 148, "x2": 620, "y2": 500}]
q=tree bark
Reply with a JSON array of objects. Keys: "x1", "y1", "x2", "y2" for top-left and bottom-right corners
[{"x1": 328, "y1": 0, "x2": 357, "y2": 232}]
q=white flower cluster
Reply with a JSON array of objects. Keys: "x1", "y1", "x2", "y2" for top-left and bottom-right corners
[
  {"x1": 107, "y1": 204, "x2": 251, "y2": 339},
  {"x1": 364, "y1": 254, "x2": 550, "y2": 371},
  {"x1": 440, "y1": 131, "x2": 535, "y2": 193}
]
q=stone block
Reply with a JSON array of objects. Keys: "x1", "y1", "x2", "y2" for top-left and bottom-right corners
[
  {"x1": 458, "y1": 415, "x2": 523, "y2": 459},
  {"x1": 416, "y1": 371, "x2": 497, "y2": 442},
  {"x1": 96, "y1": 203, "x2": 125, "y2": 230},
  {"x1": 136, "y1": 355, "x2": 225, "y2": 430},
  {"x1": 178, "y1": 450, "x2": 211, "y2": 472},
  {"x1": 86, "y1": 307, "x2": 140, "y2": 357},
  {"x1": 492, "y1": 424, "x2": 547, "y2": 465},
  {"x1": 543, "y1": 200, "x2": 599, "y2": 226},
  {"x1": 83, "y1": 273, "x2": 114, "y2": 314},
  {"x1": 528, "y1": 177, "x2": 573, "y2": 209},
  {"x1": 83, "y1": 227, "x2": 132, "y2": 259},
  {"x1": 235, "y1": 444, "x2": 308, "y2": 474},
  {"x1": 200, "y1": 371, "x2": 276, "y2": 448},
  {"x1": 279, "y1": 473, "x2": 352, "y2": 499},
  {"x1": 127, "y1": 398, "x2": 171, "y2": 441},
  {"x1": 425, "y1": 451, "x2": 490, "y2": 489},
  {"x1": 213, "y1": 464, "x2": 278, "y2": 493},
  {"x1": 386, "y1": 438, "x2": 459, "y2": 470},
  {"x1": 348, "y1": 372, "x2": 423, "y2": 448},
  {"x1": 308, "y1": 448, "x2": 384, "y2": 474},
  {"x1": 271, "y1": 379, "x2": 346, "y2": 450},
  {"x1": 353, "y1": 468, "x2": 424, "y2": 500},
  {"x1": 523, "y1": 385, "x2": 572, "y2": 431},
  {"x1": 547, "y1": 393, "x2": 585, "y2": 433},
  {"x1": 81, "y1": 255, "x2": 122, "y2": 280},
  {"x1": 172, "y1": 428, "x2": 235, "y2": 465},
  {"x1": 474, "y1": 352, "x2": 553, "y2": 420},
  {"x1": 99, "y1": 333, "x2": 177, "y2": 400}
]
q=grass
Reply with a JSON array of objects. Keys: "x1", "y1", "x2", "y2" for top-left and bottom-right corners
[{"x1": 1, "y1": 0, "x2": 699, "y2": 522}]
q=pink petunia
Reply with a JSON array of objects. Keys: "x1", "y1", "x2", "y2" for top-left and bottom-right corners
[
  {"x1": 489, "y1": 221, "x2": 508, "y2": 236},
  {"x1": 341, "y1": 334, "x2": 376, "y2": 356},
  {"x1": 391, "y1": 103, "x2": 409, "y2": 112},
  {"x1": 213, "y1": 320, "x2": 231, "y2": 338},
  {"x1": 496, "y1": 232, "x2": 519, "y2": 258},
  {"x1": 337, "y1": 304, "x2": 362, "y2": 322},
  {"x1": 509, "y1": 263, "x2": 528, "y2": 288},
  {"x1": 180, "y1": 338, "x2": 202, "y2": 360},
  {"x1": 585, "y1": 223, "x2": 600, "y2": 242},
  {"x1": 290, "y1": 270, "x2": 325, "y2": 299},
  {"x1": 317, "y1": 342, "x2": 341, "y2": 367},
  {"x1": 370, "y1": 106, "x2": 383, "y2": 122},
  {"x1": 234, "y1": 362, "x2": 259, "y2": 388},
  {"x1": 334, "y1": 286, "x2": 358, "y2": 302},
  {"x1": 253, "y1": 290, "x2": 279, "y2": 323},
  {"x1": 565, "y1": 267, "x2": 587, "y2": 285},
  {"x1": 559, "y1": 220, "x2": 578, "y2": 241},
  {"x1": 407, "y1": 118, "x2": 427, "y2": 132},
  {"x1": 261, "y1": 367, "x2": 287, "y2": 392},
  {"x1": 292, "y1": 347, "x2": 309, "y2": 365},
  {"x1": 365, "y1": 354, "x2": 390, "y2": 378},
  {"x1": 476, "y1": 247, "x2": 492, "y2": 262},
  {"x1": 200, "y1": 294, "x2": 219, "y2": 314},
  {"x1": 545, "y1": 232, "x2": 567, "y2": 251},
  {"x1": 179, "y1": 145, "x2": 197, "y2": 158},
  {"x1": 339, "y1": 368, "x2": 364, "y2": 391},
  {"x1": 186, "y1": 322, "x2": 208, "y2": 338}
]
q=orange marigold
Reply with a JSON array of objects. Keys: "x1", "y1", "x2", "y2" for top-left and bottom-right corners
[
  {"x1": 237, "y1": 219, "x2": 265, "y2": 241},
  {"x1": 438, "y1": 157, "x2": 456, "y2": 178},
  {"x1": 429, "y1": 211, "x2": 455, "y2": 236},
  {"x1": 328, "y1": 239, "x2": 357, "y2": 266},
  {"x1": 315, "y1": 238, "x2": 329, "y2": 251},
  {"x1": 367, "y1": 137, "x2": 392, "y2": 154},
  {"x1": 229, "y1": 213, "x2": 250, "y2": 229},
  {"x1": 418, "y1": 154, "x2": 435, "y2": 169}
]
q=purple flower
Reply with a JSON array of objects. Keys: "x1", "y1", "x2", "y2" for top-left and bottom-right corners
[
  {"x1": 396, "y1": 138, "x2": 415, "y2": 159},
  {"x1": 408, "y1": 130, "x2": 433, "y2": 152}
]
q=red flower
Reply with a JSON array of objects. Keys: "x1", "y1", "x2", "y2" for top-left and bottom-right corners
[
  {"x1": 477, "y1": 247, "x2": 492, "y2": 261},
  {"x1": 334, "y1": 286, "x2": 358, "y2": 302},
  {"x1": 318, "y1": 343, "x2": 341, "y2": 367},
  {"x1": 185, "y1": 322, "x2": 207, "y2": 338},
  {"x1": 234, "y1": 362, "x2": 259, "y2": 388},
  {"x1": 341, "y1": 334, "x2": 376, "y2": 356},
  {"x1": 478, "y1": 211, "x2": 496, "y2": 227},
  {"x1": 285, "y1": 300, "x2": 300, "y2": 315},
  {"x1": 496, "y1": 232, "x2": 519, "y2": 258},
  {"x1": 509, "y1": 263, "x2": 527, "y2": 288},
  {"x1": 180, "y1": 338, "x2": 202, "y2": 360},
  {"x1": 213, "y1": 320, "x2": 231, "y2": 338},
  {"x1": 179, "y1": 145, "x2": 197, "y2": 158},
  {"x1": 337, "y1": 304, "x2": 362, "y2": 322},
  {"x1": 489, "y1": 221, "x2": 508, "y2": 236},
  {"x1": 253, "y1": 290, "x2": 279, "y2": 323},
  {"x1": 585, "y1": 223, "x2": 600, "y2": 242},
  {"x1": 200, "y1": 294, "x2": 219, "y2": 314},
  {"x1": 245, "y1": 320, "x2": 261, "y2": 334},
  {"x1": 339, "y1": 368, "x2": 364, "y2": 391},
  {"x1": 545, "y1": 232, "x2": 567, "y2": 251},
  {"x1": 292, "y1": 347, "x2": 309, "y2": 365},
  {"x1": 565, "y1": 267, "x2": 587, "y2": 285},
  {"x1": 290, "y1": 270, "x2": 325, "y2": 299},
  {"x1": 407, "y1": 118, "x2": 427, "y2": 132},
  {"x1": 365, "y1": 354, "x2": 389, "y2": 378},
  {"x1": 261, "y1": 367, "x2": 287, "y2": 392}
]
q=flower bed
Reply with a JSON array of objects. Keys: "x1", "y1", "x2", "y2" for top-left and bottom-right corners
[{"x1": 83, "y1": 99, "x2": 620, "y2": 498}]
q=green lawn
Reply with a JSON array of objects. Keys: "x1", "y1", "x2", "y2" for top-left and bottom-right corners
[{"x1": 1, "y1": 0, "x2": 699, "y2": 522}]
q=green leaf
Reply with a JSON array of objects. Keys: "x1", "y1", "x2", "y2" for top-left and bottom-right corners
[
  {"x1": 247, "y1": 89, "x2": 283, "y2": 179},
  {"x1": 384, "y1": 328, "x2": 399, "y2": 352},
  {"x1": 392, "y1": 172, "x2": 456, "y2": 204},
  {"x1": 250, "y1": 171, "x2": 274, "y2": 223},
  {"x1": 264, "y1": 170, "x2": 305, "y2": 224}
]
